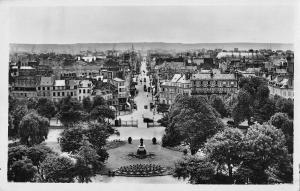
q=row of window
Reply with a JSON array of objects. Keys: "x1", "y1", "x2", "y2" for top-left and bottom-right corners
[
  {"x1": 53, "y1": 91, "x2": 76, "y2": 97},
  {"x1": 79, "y1": 89, "x2": 91, "y2": 94}
]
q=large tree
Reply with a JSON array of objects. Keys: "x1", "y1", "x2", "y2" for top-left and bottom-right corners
[
  {"x1": 10, "y1": 158, "x2": 37, "y2": 182},
  {"x1": 210, "y1": 95, "x2": 227, "y2": 118},
  {"x1": 40, "y1": 154, "x2": 75, "y2": 182},
  {"x1": 241, "y1": 124, "x2": 289, "y2": 184},
  {"x1": 162, "y1": 96, "x2": 224, "y2": 154},
  {"x1": 173, "y1": 156, "x2": 215, "y2": 184},
  {"x1": 270, "y1": 112, "x2": 293, "y2": 153},
  {"x1": 92, "y1": 95, "x2": 107, "y2": 108},
  {"x1": 74, "y1": 137, "x2": 104, "y2": 183},
  {"x1": 18, "y1": 112, "x2": 49, "y2": 146},
  {"x1": 275, "y1": 98, "x2": 294, "y2": 119},
  {"x1": 204, "y1": 127, "x2": 244, "y2": 183},
  {"x1": 56, "y1": 96, "x2": 86, "y2": 127},
  {"x1": 232, "y1": 90, "x2": 252, "y2": 125},
  {"x1": 90, "y1": 105, "x2": 115, "y2": 123},
  {"x1": 36, "y1": 97, "x2": 56, "y2": 120},
  {"x1": 60, "y1": 122, "x2": 109, "y2": 162},
  {"x1": 9, "y1": 105, "x2": 28, "y2": 138}
]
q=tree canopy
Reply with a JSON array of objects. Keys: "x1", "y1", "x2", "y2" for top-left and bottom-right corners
[
  {"x1": 18, "y1": 112, "x2": 49, "y2": 146},
  {"x1": 162, "y1": 96, "x2": 224, "y2": 154}
]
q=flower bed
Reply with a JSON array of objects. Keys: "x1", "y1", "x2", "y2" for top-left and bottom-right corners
[{"x1": 114, "y1": 164, "x2": 166, "y2": 177}]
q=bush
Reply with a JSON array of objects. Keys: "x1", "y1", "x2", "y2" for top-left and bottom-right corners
[
  {"x1": 128, "y1": 137, "x2": 132, "y2": 144},
  {"x1": 152, "y1": 137, "x2": 157, "y2": 144}
]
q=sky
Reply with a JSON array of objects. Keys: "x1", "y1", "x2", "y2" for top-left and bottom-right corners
[{"x1": 8, "y1": 3, "x2": 296, "y2": 44}]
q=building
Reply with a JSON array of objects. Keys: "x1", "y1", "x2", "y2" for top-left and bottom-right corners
[
  {"x1": 191, "y1": 71, "x2": 238, "y2": 99},
  {"x1": 111, "y1": 77, "x2": 130, "y2": 110},
  {"x1": 268, "y1": 76, "x2": 293, "y2": 100},
  {"x1": 52, "y1": 79, "x2": 79, "y2": 102},
  {"x1": 159, "y1": 74, "x2": 191, "y2": 105},
  {"x1": 77, "y1": 80, "x2": 93, "y2": 102},
  {"x1": 10, "y1": 75, "x2": 38, "y2": 99},
  {"x1": 36, "y1": 75, "x2": 55, "y2": 98}
]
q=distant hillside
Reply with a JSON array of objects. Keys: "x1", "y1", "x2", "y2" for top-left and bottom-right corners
[{"x1": 10, "y1": 42, "x2": 294, "y2": 54}]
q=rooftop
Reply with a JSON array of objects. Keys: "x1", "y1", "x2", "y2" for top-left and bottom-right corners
[{"x1": 192, "y1": 73, "x2": 235, "y2": 80}]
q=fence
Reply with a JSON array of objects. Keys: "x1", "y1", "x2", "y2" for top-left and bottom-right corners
[
  {"x1": 147, "y1": 121, "x2": 162, "y2": 128},
  {"x1": 113, "y1": 120, "x2": 138, "y2": 128}
]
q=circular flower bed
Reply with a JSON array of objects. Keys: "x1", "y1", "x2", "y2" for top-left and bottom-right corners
[{"x1": 114, "y1": 164, "x2": 166, "y2": 177}]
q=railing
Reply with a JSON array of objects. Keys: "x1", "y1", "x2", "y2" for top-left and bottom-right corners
[
  {"x1": 112, "y1": 120, "x2": 138, "y2": 127},
  {"x1": 147, "y1": 121, "x2": 162, "y2": 128}
]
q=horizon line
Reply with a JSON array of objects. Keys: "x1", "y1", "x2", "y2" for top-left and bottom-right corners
[{"x1": 9, "y1": 42, "x2": 294, "y2": 45}]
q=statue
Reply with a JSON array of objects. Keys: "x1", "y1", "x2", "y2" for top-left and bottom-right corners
[{"x1": 137, "y1": 138, "x2": 146, "y2": 156}]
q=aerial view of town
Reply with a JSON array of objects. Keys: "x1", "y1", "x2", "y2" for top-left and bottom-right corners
[{"x1": 6, "y1": 2, "x2": 295, "y2": 186}]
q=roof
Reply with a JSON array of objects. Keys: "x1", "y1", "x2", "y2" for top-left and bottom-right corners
[
  {"x1": 40, "y1": 76, "x2": 54, "y2": 86},
  {"x1": 54, "y1": 80, "x2": 65, "y2": 86},
  {"x1": 192, "y1": 73, "x2": 235, "y2": 80},
  {"x1": 113, "y1": 77, "x2": 125, "y2": 82},
  {"x1": 217, "y1": 52, "x2": 263, "y2": 59}
]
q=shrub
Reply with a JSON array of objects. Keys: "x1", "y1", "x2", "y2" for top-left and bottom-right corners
[
  {"x1": 128, "y1": 137, "x2": 132, "y2": 144},
  {"x1": 152, "y1": 137, "x2": 157, "y2": 144}
]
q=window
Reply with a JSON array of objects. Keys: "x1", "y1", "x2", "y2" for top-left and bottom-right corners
[
  {"x1": 83, "y1": 89, "x2": 86, "y2": 94},
  {"x1": 53, "y1": 92, "x2": 56, "y2": 96},
  {"x1": 38, "y1": 87, "x2": 41, "y2": 90},
  {"x1": 58, "y1": 92, "x2": 60, "y2": 97},
  {"x1": 42, "y1": 87, "x2": 45, "y2": 91},
  {"x1": 71, "y1": 92, "x2": 73, "y2": 96},
  {"x1": 47, "y1": 87, "x2": 50, "y2": 90},
  {"x1": 62, "y1": 92, "x2": 65, "y2": 97},
  {"x1": 79, "y1": 96, "x2": 81, "y2": 101},
  {"x1": 79, "y1": 89, "x2": 81, "y2": 94},
  {"x1": 53, "y1": 87, "x2": 55, "y2": 90},
  {"x1": 88, "y1": 89, "x2": 90, "y2": 93}
]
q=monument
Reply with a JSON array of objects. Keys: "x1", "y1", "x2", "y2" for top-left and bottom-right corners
[{"x1": 137, "y1": 138, "x2": 147, "y2": 155}]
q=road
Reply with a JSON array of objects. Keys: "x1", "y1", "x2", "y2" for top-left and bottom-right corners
[{"x1": 116, "y1": 58, "x2": 163, "y2": 128}]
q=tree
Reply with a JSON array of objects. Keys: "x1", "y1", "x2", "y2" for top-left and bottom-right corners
[
  {"x1": 241, "y1": 124, "x2": 288, "y2": 184},
  {"x1": 8, "y1": 145, "x2": 29, "y2": 168},
  {"x1": 27, "y1": 97, "x2": 38, "y2": 110},
  {"x1": 157, "y1": 103, "x2": 170, "y2": 113},
  {"x1": 92, "y1": 96, "x2": 107, "y2": 108},
  {"x1": 27, "y1": 144, "x2": 54, "y2": 168},
  {"x1": 40, "y1": 154, "x2": 75, "y2": 182},
  {"x1": 60, "y1": 126, "x2": 85, "y2": 153},
  {"x1": 74, "y1": 137, "x2": 103, "y2": 183},
  {"x1": 173, "y1": 156, "x2": 215, "y2": 184},
  {"x1": 82, "y1": 97, "x2": 92, "y2": 113},
  {"x1": 36, "y1": 97, "x2": 56, "y2": 120},
  {"x1": 60, "y1": 122, "x2": 109, "y2": 162},
  {"x1": 204, "y1": 127, "x2": 244, "y2": 183},
  {"x1": 19, "y1": 112, "x2": 49, "y2": 146},
  {"x1": 10, "y1": 158, "x2": 37, "y2": 182},
  {"x1": 270, "y1": 113, "x2": 293, "y2": 153},
  {"x1": 275, "y1": 98, "x2": 294, "y2": 119},
  {"x1": 9, "y1": 105, "x2": 28, "y2": 138},
  {"x1": 210, "y1": 95, "x2": 227, "y2": 118},
  {"x1": 90, "y1": 105, "x2": 115, "y2": 123},
  {"x1": 162, "y1": 96, "x2": 224, "y2": 154},
  {"x1": 232, "y1": 90, "x2": 252, "y2": 125},
  {"x1": 253, "y1": 98, "x2": 276, "y2": 124},
  {"x1": 56, "y1": 96, "x2": 85, "y2": 127}
]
